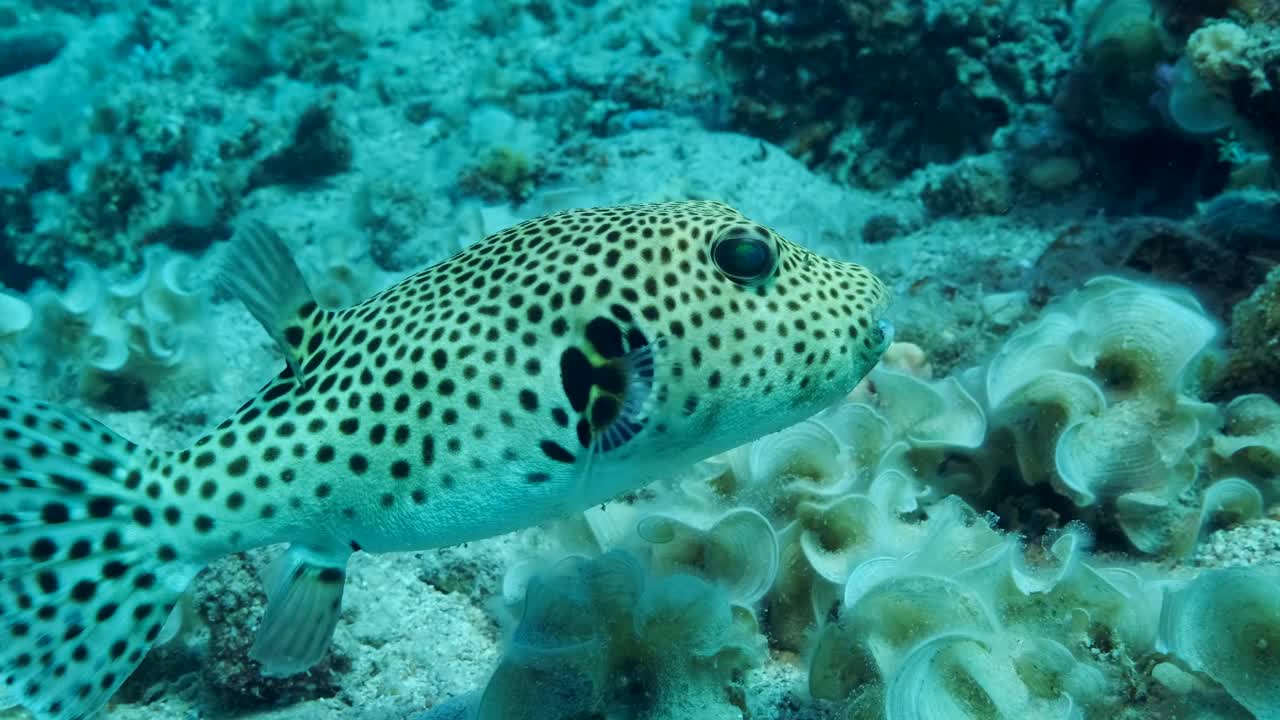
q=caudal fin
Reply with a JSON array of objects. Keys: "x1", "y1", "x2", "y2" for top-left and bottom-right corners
[{"x1": 0, "y1": 394, "x2": 204, "y2": 720}]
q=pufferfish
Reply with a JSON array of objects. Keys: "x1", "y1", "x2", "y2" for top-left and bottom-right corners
[{"x1": 0, "y1": 200, "x2": 890, "y2": 720}]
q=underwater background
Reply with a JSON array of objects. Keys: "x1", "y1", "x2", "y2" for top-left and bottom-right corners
[{"x1": 1, "y1": 0, "x2": 1279, "y2": 719}]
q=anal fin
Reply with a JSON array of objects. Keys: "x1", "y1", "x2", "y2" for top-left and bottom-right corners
[{"x1": 250, "y1": 544, "x2": 351, "y2": 677}]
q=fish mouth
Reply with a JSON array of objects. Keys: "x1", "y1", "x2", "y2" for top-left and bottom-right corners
[
  {"x1": 853, "y1": 317, "x2": 894, "y2": 371},
  {"x1": 876, "y1": 319, "x2": 895, "y2": 349},
  {"x1": 862, "y1": 318, "x2": 893, "y2": 361}
]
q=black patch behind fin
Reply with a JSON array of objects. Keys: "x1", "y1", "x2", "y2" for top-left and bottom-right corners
[
  {"x1": 563, "y1": 321, "x2": 666, "y2": 457},
  {"x1": 218, "y1": 221, "x2": 324, "y2": 380},
  {"x1": 569, "y1": 334, "x2": 667, "y2": 511}
]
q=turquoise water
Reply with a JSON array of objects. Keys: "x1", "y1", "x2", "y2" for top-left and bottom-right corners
[{"x1": 1, "y1": 2, "x2": 1278, "y2": 719}]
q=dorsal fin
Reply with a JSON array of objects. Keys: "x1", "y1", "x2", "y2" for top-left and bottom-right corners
[{"x1": 218, "y1": 221, "x2": 324, "y2": 380}]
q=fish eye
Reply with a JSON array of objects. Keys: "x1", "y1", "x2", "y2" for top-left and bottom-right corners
[{"x1": 710, "y1": 230, "x2": 777, "y2": 286}]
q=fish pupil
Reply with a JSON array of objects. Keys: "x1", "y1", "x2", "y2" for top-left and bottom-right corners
[{"x1": 713, "y1": 236, "x2": 773, "y2": 284}]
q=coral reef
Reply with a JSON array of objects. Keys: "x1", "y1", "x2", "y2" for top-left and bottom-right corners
[
  {"x1": 1157, "y1": 3, "x2": 1280, "y2": 164},
  {"x1": 808, "y1": 507, "x2": 1145, "y2": 719},
  {"x1": 710, "y1": 0, "x2": 1076, "y2": 187},
  {"x1": 475, "y1": 551, "x2": 763, "y2": 720},
  {"x1": 978, "y1": 276, "x2": 1239, "y2": 554},
  {"x1": 1212, "y1": 392, "x2": 1280, "y2": 500},
  {"x1": 1221, "y1": 264, "x2": 1280, "y2": 395},
  {"x1": 22, "y1": 245, "x2": 212, "y2": 410},
  {"x1": 806, "y1": 498, "x2": 1280, "y2": 719},
  {"x1": 1, "y1": 11, "x2": 232, "y2": 282},
  {"x1": 3, "y1": 2, "x2": 1280, "y2": 720},
  {"x1": 0, "y1": 291, "x2": 30, "y2": 387},
  {"x1": 1050, "y1": 0, "x2": 1280, "y2": 213},
  {"x1": 191, "y1": 552, "x2": 352, "y2": 708},
  {"x1": 483, "y1": 324, "x2": 1278, "y2": 720}
]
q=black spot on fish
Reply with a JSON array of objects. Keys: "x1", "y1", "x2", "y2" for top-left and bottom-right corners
[
  {"x1": 560, "y1": 347, "x2": 592, "y2": 412},
  {"x1": 539, "y1": 440, "x2": 575, "y2": 464},
  {"x1": 585, "y1": 317, "x2": 625, "y2": 358},
  {"x1": 317, "y1": 568, "x2": 345, "y2": 584},
  {"x1": 263, "y1": 383, "x2": 293, "y2": 402},
  {"x1": 592, "y1": 364, "x2": 627, "y2": 395},
  {"x1": 590, "y1": 395, "x2": 620, "y2": 429}
]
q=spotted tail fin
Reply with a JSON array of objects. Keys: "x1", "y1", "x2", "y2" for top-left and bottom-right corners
[{"x1": 0, "y1": 394, "x2": 204, "y2": 720}]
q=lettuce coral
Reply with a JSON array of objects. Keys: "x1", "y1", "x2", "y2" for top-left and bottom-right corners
[
  {"x1": 808, "y1": 506, "x2": 1146, "y2": 719},
  {"x1": 479, "y1": 274, "x2": 1277, "y2": 720},
  {"x1": 23, "y1": 245, "x2": 211, "y2": 410},
  {"x1": 1212, "y1": 393, "x2": 1280, "y2": 500},
  {"x1": 1158, "y1": 566, "x2": 1280, "y2": 718},
  {"x1": 1186, "y1": 21, "x2": 1252, "y2": 88},
  {"x1": 981, "y1": 276, "x2": 1234, "y2": 554},
  {"x1": 478, "y1": 551, "x2": 763, "y2": 720}
]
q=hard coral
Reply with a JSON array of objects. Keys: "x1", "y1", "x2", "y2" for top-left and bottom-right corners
[
  {"x1": 1147, "y1": 8, "x2": 1280, "y2": 170},
  {"x1": 219, "y1": 0, "x2": 367, "y2": 86},
  {"x1": 1221, "y1": 264, "x2": 1280, "y2": 395},
  {"x1": 808, "y1": 510, "x2": 1141, "y2": 719},
  {"x1": 193, "y1": 552, "x2": 350, "y2": 709},
  {"x1": 248, "y1": 104, "x2": 353, "y2": 189},
  {"x1": 981, "y1": 276, "x2": 1229, "y2": 555},
  {"x1": 710, "y1": 0, "x2": 1071, "y2": 186},
  {"x1": 1187, "y1": 20, "x2": 1252, "y2": 87}
]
